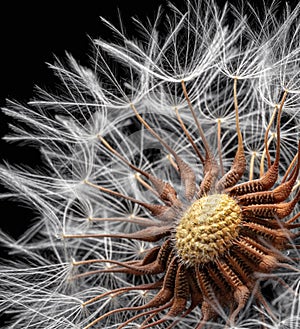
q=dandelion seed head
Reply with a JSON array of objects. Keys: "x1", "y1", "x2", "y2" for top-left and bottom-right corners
[{"x1": 1, "y1": 1, "x2": 300, "y2": 329}]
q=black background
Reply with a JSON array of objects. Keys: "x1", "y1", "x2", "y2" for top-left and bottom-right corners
[{"x1": 0, "y1": 0, "x2": 298, "y2": 246}]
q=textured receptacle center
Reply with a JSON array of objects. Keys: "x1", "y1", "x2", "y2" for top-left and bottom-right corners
[{"x1": 175, "y1": 194, "x2": 241, "y2": 265}]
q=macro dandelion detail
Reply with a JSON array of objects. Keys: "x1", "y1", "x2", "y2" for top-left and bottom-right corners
[{"x1": 1, "y1": 1, "x2": 300, "y2": 328}]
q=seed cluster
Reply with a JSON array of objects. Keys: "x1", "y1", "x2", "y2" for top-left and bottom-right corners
[
  {"x1": 72, "y1": 58, "x2": 300, "y2": 328},
  {"x1": 175, "y1": 194, "x2": 242, "y2": 264}
]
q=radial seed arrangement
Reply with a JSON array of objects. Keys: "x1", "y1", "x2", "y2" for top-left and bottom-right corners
[{"x1": 1, "y1": 1, "x2": 300, "y2": 329}]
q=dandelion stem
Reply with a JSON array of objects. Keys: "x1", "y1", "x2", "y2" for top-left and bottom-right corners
[
  {"x1": 84, "y1": 179, "x2": 144, "y2": 204},
  {"x1": 73, "y1": 259, "x2": 111, "y2": 266},
  {"x1": 166, "y1": 154, "x2": 178, "y2": 170},
  {"x1": 217, "y1": 118, "x2": 224, "y2": 176},
  {"x1": 261, "y1": 90, "x2": 287, "y2": 177},
  {"x1": 282, "y1": 152, "x2": 298, "y2": 183},
  {"x1": 214, "y1": 77, "x2": 246, "y2": 191},
  {"x1": 260, "y1": 136, "x2": 274, "y2": 178},
  {"x1": 249, "y1": 151, "x2": 256, "y2": 181},
  {"x1": 262, "y1": 106, "x2": 278, "y2": 174},
  {"x1": 134, "y1": 173, "x2": 157, "y2": 194},
  {"x1": 174, "y1": 107, "x2": 205, "y2": 164},
  {"x1": 81, "y1": 281, "x2": 161, "y2": 307},
  {"x1": 64, "y1": 225, "x2": 171, "y2": 242},
  {"x1": 83, "y1": 179, "x2": 172, "y2": 218},
  {"x1": 287, "y1": 211, "x2": 300, "y2": 224},
  {"x1": 98, "y1": 136, "x2": 158, "y2": 196},
  {"x1": 181, "y1": 80, "x2": 212, "y2": 159},
  {"x1": 233, "y1": 77, "x2": 243, "y2": 149},
  {"x1": 89, "y1": 216, "x2": 156, "y2": 227},
  {"x1": 131, "y1": 102, "x2": 197, "y2": 201},
  {"x1": 130, "y1": 104, "x2": 175, "y2": 156}
]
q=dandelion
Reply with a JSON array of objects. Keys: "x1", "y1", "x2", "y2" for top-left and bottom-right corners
[{"x1": 1, "y1": 1, "x2": 300, "y2": 328}]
